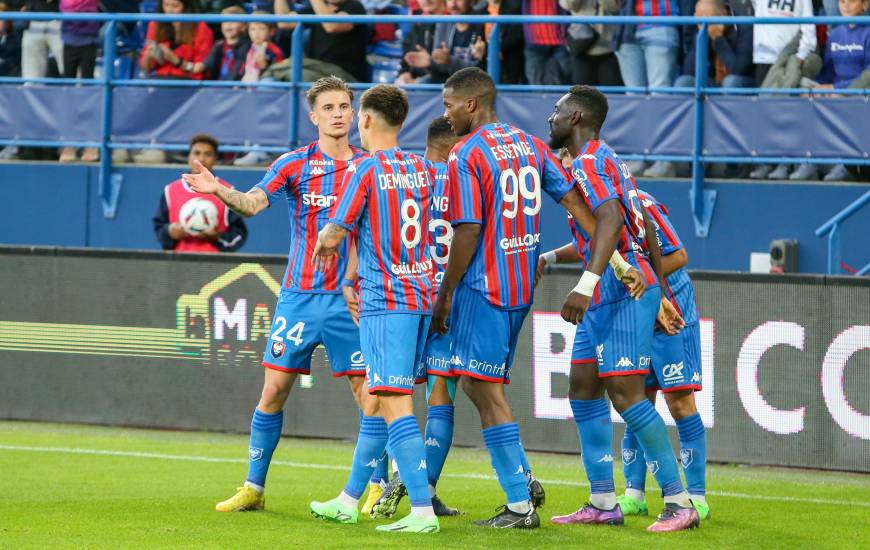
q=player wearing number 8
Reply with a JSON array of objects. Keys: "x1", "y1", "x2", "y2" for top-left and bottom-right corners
[{"x1": 310, "y1": 84, "x2": 440, "y2": 534}]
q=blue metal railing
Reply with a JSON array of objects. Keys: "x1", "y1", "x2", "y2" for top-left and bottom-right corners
[
  {"x1": 815, "y1": 190, "x2": 870, "y2": 276},
  {"x1": 2, "y1": 12, "x2": 870, "y2": 230}
]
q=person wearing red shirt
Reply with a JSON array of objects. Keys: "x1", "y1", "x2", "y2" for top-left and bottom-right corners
[{"x1": 139, "y1": 0, "x2": 214, "y2": 80}]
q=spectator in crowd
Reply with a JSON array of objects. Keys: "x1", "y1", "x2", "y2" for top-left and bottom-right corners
[
  {"x1": 484, "y1": 0, "x2": 526, "y2": 84},
  {"x1": 153, "y1": 134, "x2": 248, "y2": 253},
  {"x1": 196, "y1": 5, "x2": 251, "y2": 80},
  {"x1": 241, "y1": 11, "x2": 283, "y2": 81},
  {"x1": 612, "y1": 0, "x2": 682, "y2": 177},
  {"x1": 21, "y1": 0, "x2": 64, "y2": 78},
  {"x1": 137, "y1": 0, "x2": 214, "y2": 164},
  {"x1": 395, "y1": 0, "x2": 444, "y2": 84},
  {"x1": 675, "y1": 0, "x2": 754, "y2": 88},
  {"x1": 748, "y1": 0, "x2": 817, "y2": 180},
  {"x1": 274, "y1": 0, "x2": 371, "y2": 82},
  {"x1": 58, "y1": 0, "x2": 100, "y2": 163},
  {"x1": 0, "y1": 3, "x2": 21, "y2": 78},
  {"x1": 522, "y1": 0, "x2": 570, "y2": 85},
  {"x1": 808, "y1": 0, "x2": 870, "y2": 181},
  {"x1": 559, "y1": 0, "x2": 622, "y2": 86},
  {"x1": 139, "y1": 0, "x2": 215, "y2": 81},
  {"x1": 396, "y1": 0, "x2": 485, "y2": 83}
]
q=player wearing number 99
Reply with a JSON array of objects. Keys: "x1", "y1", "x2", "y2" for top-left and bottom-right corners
[
  {"x1": 183, "y1": 76, "x2": 368, "y2": 514},
  {"x1": 546, "y1": 84, "x2": 698, "y2": 533},
  {"x1": 430, "y1": 67, "x2": 608, "y2": 530},
  {"x1": 309, "y1": 84, "x2": 440, "y2": 535}
]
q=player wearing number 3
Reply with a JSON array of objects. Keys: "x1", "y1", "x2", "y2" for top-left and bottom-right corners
[
  {"x1": 430, "y1": 68, "x2": 636, "y2": 529},
  {"x1": 183, "y1": 76, "x2": 369, "y2": 513}
]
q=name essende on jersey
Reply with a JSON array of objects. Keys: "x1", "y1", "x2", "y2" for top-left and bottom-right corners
[{"x1": 489, "y1": 141, "x2": 533, "y2": 161}]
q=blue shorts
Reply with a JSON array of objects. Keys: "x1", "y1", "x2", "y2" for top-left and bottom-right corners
[
  {"x1": 262, "y1": 291, "x2": 365, "y2": 377},
  {"x1": 449, "y1": 283, "x2": 529, "y2": 384},
  {"x1": 646, "y1": 322, "x2": 703, "y2": 393},
  {"x1": 361, "y1": 312, "x2": 430, "y2": 395},
  {"x1": 423, "y1": 330, "x2": 455, "y2": 378},
  {"x1": 585, "y1": 291, "x2": 657, "y2": 378},
  {"x1": 570, "y1": 317, "x2": 597, "y2": 367}
]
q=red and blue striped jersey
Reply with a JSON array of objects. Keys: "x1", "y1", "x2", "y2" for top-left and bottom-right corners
[
  {"x1": 448, "y1": 122, "x2": 574, "y2": 310},
  {"x1": 330, "y1": 148, "x2": 434, "y2": 316},
  {"x1": 569, "y1": 140, "x2": 658, "y2": 307},
  {"x1": 425, "y1": 160, "x2": 452, "y2": 290},
  {"x1": 634, "y1": 0, "x2": 679, "y2": 18},
  {"x1": 255, "y1": 142, "x2": 366, "y2": 293},
  {"x1": 638, "y1": 190, "x2": 698, "y2": 326},
  {"x1": 568, "y1": 215, "x2": 590, "y2": 268}
]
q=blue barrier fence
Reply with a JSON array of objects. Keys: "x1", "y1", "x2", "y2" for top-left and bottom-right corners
[{"x1": 2, "y1": 12, "x2": 870, "y2": 242}]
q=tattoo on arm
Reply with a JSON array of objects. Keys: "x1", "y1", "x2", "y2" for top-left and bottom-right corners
[
  {"x1": 320, "y1": 222, "x2": 348, "y2": 249},
  {"x1": 215, "y1": 186, "x2": 267, "y2": 217}
]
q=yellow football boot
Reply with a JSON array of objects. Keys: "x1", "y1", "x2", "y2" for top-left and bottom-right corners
[
  {"x1": 361, "y1": 482, "x2": 385, "y2": 515},
  {"x1": 215, "y1": 486, "x2": 265, "y2": 512}
]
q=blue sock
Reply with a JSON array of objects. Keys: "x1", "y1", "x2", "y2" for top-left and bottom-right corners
[
  {"x1": 482, "y1": 422, "x2": 531, "y2": 505},
  {"x1": 424, "y1": 405, "x2": 454, "y2": 487},
  {"x1": 570, "y1": 399, "x2": 615, "y2": 496},
  {"x1": 246, "y1": 409, "x2": 283, "y2": 489},
  {"x1": 342, "y1": 415, "x2": 389, "y2": 499},
  {"x1": 676, "y1": 413, "x2": 706, "y2": 496},
  {"x1": 620, "y1": 400, "x2": 685, "y2": 498},
  {"x1": 369, "y1": 451, "x2": 389, "y2": 485},
  {"x1": 621, "y1": 426, "x2": 647, "y2": 492},
  {"x1": 388, "y1": 415, "x2": 431, "y2": 508}
]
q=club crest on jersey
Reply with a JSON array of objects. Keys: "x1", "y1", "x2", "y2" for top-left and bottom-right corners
[
  {"x1": 249, "y1": 447, "x2": 264, "y2": 461},
  {"x1": 680, "y1": 449, "x2": 694, "y2": 468},
  {"x1": 271, "y1": 340, "x2": 286, "y2": 358},
  {"x1": 622, "y1": 448, "x2": 638, "y2": 465}
]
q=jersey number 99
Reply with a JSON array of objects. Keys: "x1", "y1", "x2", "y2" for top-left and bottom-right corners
[{"x1": 500, "y1": 166, "x2": 541, "y2": 219}]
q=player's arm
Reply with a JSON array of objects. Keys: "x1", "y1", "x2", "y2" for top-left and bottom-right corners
[
  {"x1": 341, "y1": 237, "x2": 360, "y2": 326},
  {"x1": 316, "y1": 162, "x2": 366, "y2": 271},
  {"x1": 312, "y1": 222, "x2": 348, "y2": 272},
  {"x1": 431, "y1": 223, "x2": 480, "y2": 335},
  {"x1": 561, "y1": 198, "x2": 622, "y2": 325},
  {"x1": 643, "y1": 209, "x2": 685, "y2": 335},
  {"x1": 182, "y1": 160, "x2": 268, "y2": 217},
  {"x1": 661, "y1": 247, "x2": 688, "y2": 277}
]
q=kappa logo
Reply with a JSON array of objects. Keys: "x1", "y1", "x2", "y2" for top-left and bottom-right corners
[
  {"x1": 581, "y1": 154, "x2": 595, "y2": 160},
  {"x1": 622, "y1": 448, "x2": 638, "y2": 465},
  {"x1": 249, "y1": 447, "x2": 264, "y2": 461},
  {"x1": 662, "y1": 361, "x2": 685, "y2": 382},
  {"x1": 514, "y1": 464, "x2": 525, "y2": 474},
  {"x1": 450, "y1": 355, "x2": 464, "y2": 367},
  {"x1": 347, "y1": 161, "x2": 357, "y2": 173},
  {"x1": 647, "y1": 460, "x2": 659, "y2": 475},
  {"x1": 595, "y1": 344, "x2": 604, "y2": 362},
  {"x1": 270, "y1": 340, "x2": 286, "y2": 358},
  {"x1": 425, "y1": 437, "x2": 441, "y2": 448},
  {"x1": 691, "y1": 371, "x2": 701, "y2": 383},
  {"x1": 366, "y1": 458, "x2": 380, "y2": 468},
  {"x1": 597, "y1": 454, "x2": 614, "y2": 463},
  {"x1": 418, "y1": 459, "x2": 427, "y2": 471},
  {"x1": 680, "y1": 449, "x2": 694, "y2": 468},
  {"x1": 616, "y1": 357, "x2": 634, "y2": 369},
  {"x1": 310, "y1": 166, "x2": 324, "y2": 176},
  {"x1": 448, "y1": 152, "x2": 458, "y2": 162},
  {"x1": 371, "y1": 372, "x2": 384, "y2": 385}
]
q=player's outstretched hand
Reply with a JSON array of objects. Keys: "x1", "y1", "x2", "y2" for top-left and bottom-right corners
[
  {"x1": 621, "y1": 267, "x2": 647, "y2": 300},
  {"x1": 311, "y1": 237, "x2": 339, "y2": 272},
  {"x1": 342, "y1": 285, "x2": 360, "y2": 327},
  {"x1": 431, "y1": 289, "x2": 452, "y2": 335},
  {"x1": 182, "y1": 160, "x2": 220, "y2": 195},
  {"x1": 656, "y1": 297, "x2": 685, "y2": 335},
  {"x1": 561, "y1": 291, "x2": 590, "y2": 325},
  {"x1": 534, "y1": 257, "x2": 546, "y2": 288}
]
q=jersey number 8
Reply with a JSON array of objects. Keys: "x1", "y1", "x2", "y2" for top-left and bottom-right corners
[
  {"x1": 500, "y1": 166, "x2": 541, "y2": 219},
  {"x1": 400, "y1": 198, "x2": 422, "y2": 248}
]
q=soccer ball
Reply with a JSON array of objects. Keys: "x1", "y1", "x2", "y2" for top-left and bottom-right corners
[{"x1": 179, "y1": 198, "x2": 219, "y2": 234}]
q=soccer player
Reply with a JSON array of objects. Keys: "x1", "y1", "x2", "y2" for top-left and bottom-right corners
[
  {"x1": 368, "y1": 116, "x2": 462, "y2": 519},
  {"x1": 431, "y1": 67, "x2": 625, "y2": 529},
  {"x1": 546, "y1": 84, "x2": 699, "y2": 532},
  {"x1": 308, "y1": 84, "x2": 439, "y2": 535},
  {"x1": 616, "y1": 189, "x2": 710, "y2": 521},
  {"x1": 182, "y1": 76, "x2": 368, "y2": 512}
]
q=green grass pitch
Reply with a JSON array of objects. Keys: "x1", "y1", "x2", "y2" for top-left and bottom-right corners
[{"x1": 1, "y1": 421, "x2": 868, "y2": 549}]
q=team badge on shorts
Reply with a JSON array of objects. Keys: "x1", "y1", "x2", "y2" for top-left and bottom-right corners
[{"x1": 270, "y1": 340, "x2": 286, "y2": 358}]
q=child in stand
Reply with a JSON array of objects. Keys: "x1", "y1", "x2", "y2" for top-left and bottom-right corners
[
  {"x1": 195, "y1": 5, "x2": 250, "y2": 80},
  {"x1": 241, "y1": 11, "x2": 283, "y2": 82}
]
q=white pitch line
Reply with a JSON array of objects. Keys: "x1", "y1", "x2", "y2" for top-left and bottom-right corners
[{"x1": 1, "y1": 444, "x2": 868, "y2": 509}]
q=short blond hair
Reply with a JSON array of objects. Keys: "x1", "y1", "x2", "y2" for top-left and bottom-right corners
[
  {"x1": 306, "y1": 76, "x2": 354, "y2": 109},
  {"x1": 221, "y1": 5, "x2": 245, "y2": 15}
]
